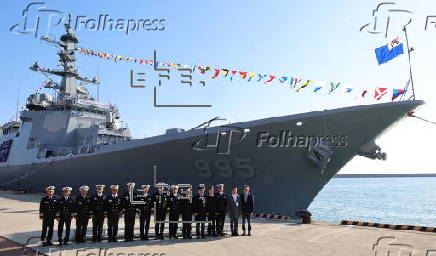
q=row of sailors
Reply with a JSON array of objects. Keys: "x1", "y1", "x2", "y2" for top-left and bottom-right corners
[{"x1": 39, "y1": 182, "x2": 254, "y2": 246}]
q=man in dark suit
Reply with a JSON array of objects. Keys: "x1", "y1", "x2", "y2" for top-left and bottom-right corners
[
  {"x1": 39, "y1": 186, "x2": 58, "y2": 246},
  {"x1": 90, "y1": 185, "x2": 106, "y2": 242},
  {"x1": 215, "y1": 184, "x2": 227, "y2": 236},
  {"x1": 57, "y1": 187, "x2": 75, "y2": 245},
  {"x1": 240, "y1": 185, "x2": 254, "y2": 236},
  {"x1": 227, "y1": 186, "x2": 242, "y2": 236},
  {"x1": 105, "y1": 185, "x2": 122, "y2": 242},
  {"x1": 122, "y1": 182, "x2": 137, "y2": 242},
  {"x1": 75, "y1": 185, "x2": 92, "y2": 243}
]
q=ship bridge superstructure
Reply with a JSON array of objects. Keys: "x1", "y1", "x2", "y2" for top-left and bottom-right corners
[{"x1": 0, "y1": 16, "x2": 130, "y2": 163}]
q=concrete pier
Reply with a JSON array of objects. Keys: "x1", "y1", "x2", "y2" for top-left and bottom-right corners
[{"x1": 0, "y1": 191, "x2": 435, "y2": 256}]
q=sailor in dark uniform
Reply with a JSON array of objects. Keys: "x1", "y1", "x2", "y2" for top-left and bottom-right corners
[
  {"x1": 192, "y1": 184, "x2": 207, "y2": 238},
  {"x1": 74, "y1": 185, "x2": 91, "y2": 243},
  {"x1": 215, "y1": 184, "x2": 228, "y2": 236},
  {"x1": 206, "y1": 186, "x2": 218, "y2": 237},
  {"x1": 241, "y1": 185, "x2": 254, "y2": 236},
  {"x1": 167, "y1": 185, "x2": 181, "y2": 239},
  {"x1": 153, "y1": 182, "x2": 169, "y2": 240},
  {"x1": 91, "y1": 185, "x2": 106, "y2": 242},
  {"x1": 39, "y1": 186, "x2": 57, "y2": 246},
  {"x1": 180, "y1": 187, "x2": 193, "y2": 239},
  {"x1": 57, "y1": 187, "x2": 75, "y2": 245},
  {"x1": 122, "y1": 182, "x2": 137, "y2": 242},
  {"x1": 138, "y1": 185, "x2": 153, "y2": 240},
  {"x1": 105, "y1": 185, "x2": 122, "y2": 242}
]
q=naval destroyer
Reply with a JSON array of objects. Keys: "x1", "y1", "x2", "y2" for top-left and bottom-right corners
[{"x1": 0, "y1": 21, "x2": 423, "y2": 216}]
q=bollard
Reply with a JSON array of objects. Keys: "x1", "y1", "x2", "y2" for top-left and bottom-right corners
[{"x1": 295, "y1": 210, "x2": 312, "y2": 224}]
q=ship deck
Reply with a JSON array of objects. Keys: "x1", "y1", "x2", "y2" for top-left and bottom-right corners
[{"x1": 0, "y1": 190, "x2": 435, "y2": 256}]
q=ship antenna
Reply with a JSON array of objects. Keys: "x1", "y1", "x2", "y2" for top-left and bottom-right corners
[
  {"x1": 65, "y1": 14, "x2": 72, "y2": 33},
  {"x1": 97, "y1": 61, "x2": 100, "y2": 101},
  {"x1": 402, "y1": 26, "x2": 416, "y2": 100},
  {"x1": 15, "y1": 84, "x2": 20, "y2": 122}
]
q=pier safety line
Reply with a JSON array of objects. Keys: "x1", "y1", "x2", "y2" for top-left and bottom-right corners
[
  {"x1": 253, "y1": 213, "x2": 290, "y2": 220},
  {"x1": 340, "y1": 220, "x2": 436, "y2": 233}
]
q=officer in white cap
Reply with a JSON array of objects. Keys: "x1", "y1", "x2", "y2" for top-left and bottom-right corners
[
  {"x1": 106, "y1": 185, "x2": 122, "y2": 242},
  {"x1": 180, "y1": 187, "x2": 193, "y2": 239},
  {"x1": 153, "y1": 182, "x2": 169, "y2": 240},
  {"x1": 57, "y1": 187, "x2": 75, "y2": 245},
  {"x1": 168, "y1": 185, "x2": 181, "y2": 239},
  {"x1": 192, "y1": 184, "x2": 207, "y2": 238},
  {"x1": 138, "y1": 185, "x2": 153, "y2": 240},
  {"x1": 206, "y1": 185, "x2": 218, "y2": 237},
  {"x1": 91, "y1": 185, "x2": 106, "y2": 242},
  {"x1": 39, "y1": 186, "x2": 57, "y2": 246},
  {"x1": 215, "y1": 184, "x2": 228, "y2": 236},
  {"x1": 75, "y1": 185, "x2": 91, "y2": 243},
  {"x1": 122, "y1": 182, "x2": 137, "y2": 242}
]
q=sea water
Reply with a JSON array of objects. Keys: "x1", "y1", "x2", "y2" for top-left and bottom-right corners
[{"x1": 308, "y1": 177, "x2": 436, "y2": 227}]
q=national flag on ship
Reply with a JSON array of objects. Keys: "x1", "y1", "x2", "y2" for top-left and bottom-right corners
[{"x1": 375, "y1": 37, "x2": 404, "y2": 65}]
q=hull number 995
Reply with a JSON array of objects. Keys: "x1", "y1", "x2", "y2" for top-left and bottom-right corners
[{"x1": 195, "y1": 158, "x2": 255, "y2": 179}]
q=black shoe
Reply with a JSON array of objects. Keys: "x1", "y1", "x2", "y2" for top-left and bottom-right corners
[
  {"x1": 63, "y1": 241, "x2": 68, "y2": 246},
  {"x1": 201, "y1": 235, "x2": 207, "y2": 239},
  {"x1": 46, "y1": 241, "x2": 53, "y2": 246},
  {"x1": 58, "y1": 241, "x2": 63, "y2": 246},
  {"x1": 144, "y1": 236, "x2": 149, "y2": 240},
  {"x1": 248, "y1": 232, "x2": 251, "y2": 236},
  {"x1": 242, "y1": 232, "x2": 246, "y2": 236}
]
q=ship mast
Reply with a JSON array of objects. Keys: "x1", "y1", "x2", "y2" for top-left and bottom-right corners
[{"x1": 30, "y1": 15, "x2": 99, "y2": 102}]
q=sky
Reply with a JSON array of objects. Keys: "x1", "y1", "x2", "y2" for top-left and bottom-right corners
[{"x1": 0, "y1": 0, "x2": 435, "y2": 174}]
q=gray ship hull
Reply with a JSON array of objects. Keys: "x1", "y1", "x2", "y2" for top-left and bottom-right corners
[{"x1": 0, "y1": 100, "x2": 423, "y2": 216}]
